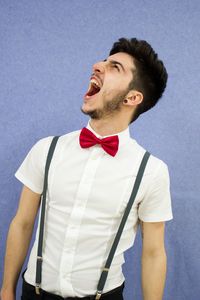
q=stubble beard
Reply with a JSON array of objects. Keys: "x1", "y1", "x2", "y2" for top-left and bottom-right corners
[{"x1": 81, "y1": 89, "x2": 129, "y2": 120}]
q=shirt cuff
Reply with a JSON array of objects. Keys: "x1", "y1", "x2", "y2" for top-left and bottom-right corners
[{"x1": 138, "y1": 214, "x2": 173, "y2": 222}]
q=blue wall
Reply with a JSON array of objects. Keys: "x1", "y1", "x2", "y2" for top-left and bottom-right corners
[{"x1": 1, "y1": 1, "x2": 200, "y2": 299}]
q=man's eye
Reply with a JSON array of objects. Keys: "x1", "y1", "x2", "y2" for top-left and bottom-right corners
[{"x1": 113, "y1": 65, "x2": 120, "y2": 71}]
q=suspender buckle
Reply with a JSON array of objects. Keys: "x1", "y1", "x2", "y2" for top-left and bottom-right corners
[
  {"x1": 95, "y1": 291, "x2": 102, "y2": 300},
  {"x1": 37, "y1": 256, "x2": 43, "y2": 261},
  {"x1": 103, "y1": 267, "x2": 109, "y2": 272}
]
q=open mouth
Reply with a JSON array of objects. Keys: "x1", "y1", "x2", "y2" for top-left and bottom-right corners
[{"x1": 85, "y1": 78, "x2": 101, "y2": 98}]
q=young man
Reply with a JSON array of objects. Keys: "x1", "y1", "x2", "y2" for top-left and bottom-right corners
[{"x1": 1, "y1": 38, "x2": 173, "y2": 300}]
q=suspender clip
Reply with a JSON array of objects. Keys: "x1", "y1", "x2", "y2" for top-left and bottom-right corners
[
  {"x1": 95, "y1": 291, "x2": 102, "y2": 300},
  {"x1": 35, "y1": 284, "x2": 41, "y2": 295}
]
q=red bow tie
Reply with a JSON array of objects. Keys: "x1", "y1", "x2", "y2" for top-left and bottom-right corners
[{"x1": 79, "y1": 127, "x2": 119, "y2": 157}]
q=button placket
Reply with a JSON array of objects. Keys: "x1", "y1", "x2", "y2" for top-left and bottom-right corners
[{"x1": 59, "y1": 148, "x2": 103, "y2": 295}]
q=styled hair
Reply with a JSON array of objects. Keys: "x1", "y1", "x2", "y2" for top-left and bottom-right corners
[{"x1": 109, "y1": 37, "x2": 168, "y2": 123}]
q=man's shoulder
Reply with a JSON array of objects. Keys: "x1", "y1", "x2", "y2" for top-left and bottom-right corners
[
  {"x1": 51, "y1": 129, "x2": 81, "y2": 151},
  {"x1": 32, "y1": 129, "x2": 80, "y2": 153},
  {"x1": 58, "y1": 128, "x2": 81, "y2": 142},
  {"x1": 129, "y1": 137, "x2": 169, "y2": 175}
]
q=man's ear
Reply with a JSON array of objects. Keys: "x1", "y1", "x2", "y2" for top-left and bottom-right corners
[{"x1": 124, "y1": 90, "x2": 143, "y2": 106}]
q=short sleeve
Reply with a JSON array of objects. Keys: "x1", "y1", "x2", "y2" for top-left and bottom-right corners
[
  {"x1": 15, "y1": 136, "x2": 53, "y2": 194},
  {"x1": 138, "y1": 161, "x2": 173, "y2": 222}
]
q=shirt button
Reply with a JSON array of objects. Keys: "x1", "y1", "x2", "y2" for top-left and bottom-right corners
[
  {"x1": 69, "y1": 225, "x2": 76, "y2": 230},
  {"x1": 91, "y1": 152, "x2": 99, "y2": 160}
]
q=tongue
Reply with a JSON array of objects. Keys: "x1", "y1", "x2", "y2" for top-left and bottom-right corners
[{"x1": 85, "y1": 84, "x2": 100, "y2": 97}]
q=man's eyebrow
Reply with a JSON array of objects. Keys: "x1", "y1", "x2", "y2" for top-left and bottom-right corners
[{"x1": 103, "y1": 59, "x2": 126, "y2": 72}]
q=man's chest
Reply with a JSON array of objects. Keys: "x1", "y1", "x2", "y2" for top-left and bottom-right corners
[{"x1": 46, "y1": 146, "x2": 146, "y2": 221}]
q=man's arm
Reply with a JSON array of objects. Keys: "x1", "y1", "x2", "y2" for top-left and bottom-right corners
[
  {"x1": 0, "y1": 186, "x2": 41, "y2": 300},
  {"x1": 140, "y1": 220, "x2": 167, "y2": 300}
]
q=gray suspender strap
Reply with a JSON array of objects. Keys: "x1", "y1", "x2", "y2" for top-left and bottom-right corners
[
  {"x1": 95, "y1": 151, "x2": 151, "y2": 300},
  {"x1": 35, "y1": 136, "x2": 60, "y2": 295}
]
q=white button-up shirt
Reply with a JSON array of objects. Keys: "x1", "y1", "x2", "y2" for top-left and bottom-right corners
[{"x1": 15, "y1": 121, "x2": 173, "y2": 297}]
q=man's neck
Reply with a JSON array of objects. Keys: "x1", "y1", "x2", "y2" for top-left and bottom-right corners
[{"x1": 89, "y1": 119, "x2": 129, "y2": 137}]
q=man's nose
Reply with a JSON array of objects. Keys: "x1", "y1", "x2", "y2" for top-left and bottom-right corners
[{"x1": 92, "y1": 61, "x2": 105, "y2": 74}]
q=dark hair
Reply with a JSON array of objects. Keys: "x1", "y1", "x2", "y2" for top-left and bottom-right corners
[{"x1": 109, "y1": 37, "x2": 168, "y2": 123}]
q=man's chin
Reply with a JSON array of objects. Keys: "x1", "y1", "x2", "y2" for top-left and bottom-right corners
[
  {"x1": 81, "y1": 106, "x2": 92, "y2": 116},
  {"x1": 80, "y1": 106, "x2": 90, "y2": 115},
  {"x1": 80, "y1": 107, "x2": 101, "y2": 120}
]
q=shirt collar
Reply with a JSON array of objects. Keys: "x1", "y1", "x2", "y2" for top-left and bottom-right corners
[{"x1": 86, "y1": 120, "x2": 130, "y2": 147}]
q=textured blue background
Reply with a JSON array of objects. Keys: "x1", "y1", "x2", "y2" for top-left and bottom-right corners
[{"x1": 0, "y1": 1, "x2": 200, "y2": 299}]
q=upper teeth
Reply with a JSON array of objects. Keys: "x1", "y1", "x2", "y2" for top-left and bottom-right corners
[{"x1": 90, "y1": 79, "x2": 100, "y2": 88}]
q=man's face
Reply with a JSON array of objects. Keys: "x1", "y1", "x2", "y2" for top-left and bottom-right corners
[{"x1": 81, "y1": 52, "x2": 135, "y2": 120}]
